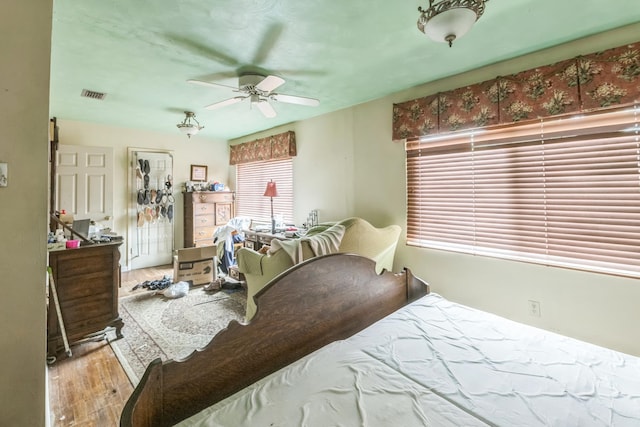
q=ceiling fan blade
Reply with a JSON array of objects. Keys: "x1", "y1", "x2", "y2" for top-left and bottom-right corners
[
  {"x1": 270, "y1": 93, "x2": 320, "y2": 107},
  {"x1": 255, "y1": 75, "x2": 285, "y2": 93},
  {"x1": 187, "y1": 79, "x2": 238, "y2": 91},
  {"x1": 165, "y1": 33, "x2": 240, "y2": 67},
  {"x1": 251, "y1": 23, "x2": 284, "y2": 65},
  {"x1": 205, "y1": 96, "x2": 246, "y2": 110},
  {"x1": 254, "y1": 100, "x2": 277, "y2": 118}
]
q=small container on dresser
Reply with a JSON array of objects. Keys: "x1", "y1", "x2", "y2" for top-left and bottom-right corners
[{"x1": 183, "y1": 191, "x2": 235, "y2": 247}]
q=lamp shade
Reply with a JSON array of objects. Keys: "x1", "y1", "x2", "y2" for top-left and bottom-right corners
[
  {"x1": 177, "y1": 124, "x2": 201, "y2": 137},
  {"x1": 263, "y1": 180, "x2": 278, "y2": 197},
  {"x1": 417, "y1": 0, "x2": 487, "y2": 47},
  {"x1": 176, "y1": 111, "x2": 203, "y2": 138},
  {"x1": 422, "y1": 7, "x2": 477, "y2": 43}
]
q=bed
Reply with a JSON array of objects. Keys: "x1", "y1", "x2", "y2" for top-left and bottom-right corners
[{"x1": 121, "y1": 254, "x2": 640, "y2": 426}]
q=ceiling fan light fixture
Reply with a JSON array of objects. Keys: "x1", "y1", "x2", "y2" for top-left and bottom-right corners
[
  {"x1": 417, "y1": 0, "x2": 487, "y2": 47},
  {"x1": 249, "y1": 94, "x2": 261, "y2": 105},
  {"x1": 176, "y1": 111, "x2": 203, "y2": 138}
]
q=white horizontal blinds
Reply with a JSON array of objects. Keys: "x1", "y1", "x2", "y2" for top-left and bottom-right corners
[
  {"x1": 236, "y1": 159, "x2": 293, "y2": 224},
  {"x1": 472, "y1": 138, "x2": 547, "y2": 254},
  {"x1": 406, "y1": 104, "x2": 640, "y2": 277},
  {"x1": 544, "y1": 131, "x2": 640, "y2": 272},
  {"x1": 407, "y1": 142, "x2": 475, "y2": 246}
]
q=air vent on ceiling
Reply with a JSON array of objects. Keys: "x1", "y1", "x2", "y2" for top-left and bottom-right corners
[{"x1": 80, "y1": 89, "x2": 107, "y2": 100}]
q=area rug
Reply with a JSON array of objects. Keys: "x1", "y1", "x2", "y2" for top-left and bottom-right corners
[{"x1": 108, "y1": 287, "x2": 246, "y2": 385}]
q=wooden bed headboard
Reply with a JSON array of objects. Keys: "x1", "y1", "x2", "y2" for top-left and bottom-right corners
[{"x1": 120, "y1": 253, "x2": 430, "y2": 426}]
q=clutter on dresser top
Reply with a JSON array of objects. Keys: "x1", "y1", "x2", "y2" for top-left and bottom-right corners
[
  {"x1": 48, "y1": 213, "x2": 122, "y2": 250},
  {"x1": 184, "y1": 180, "x2": 226, "y2": 192}
]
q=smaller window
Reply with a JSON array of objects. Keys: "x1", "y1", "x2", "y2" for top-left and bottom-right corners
[{"x1": 236, "y1": 159, "x2": 293, "y2": 224}]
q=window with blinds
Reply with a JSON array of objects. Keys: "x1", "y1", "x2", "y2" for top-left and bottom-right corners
[
  {"x1": 406, "y1": 104, "x2": 640, "y2": 277},
  {"x1": 236, "y1": 158, "x2": 294, "y2": 224}
]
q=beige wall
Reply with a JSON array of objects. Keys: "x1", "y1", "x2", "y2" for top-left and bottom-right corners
[
  {"x1": 353, "y1": 24, "x2": 640, "y2": 357},
  {"x1": 56, "y1": 120, "x2": 231, "y2": 269},
  {"x1": 0, "y1": 1, "x2": 52, "y2": 425},
  {"x1": 234, "y1": 23, "x2": 640, "y2": 357},
  {"x1": 230, "y1": 108, "x2": 358, "y2": 225}
]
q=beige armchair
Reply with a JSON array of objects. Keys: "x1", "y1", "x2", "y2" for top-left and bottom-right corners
[{"x1": 237, "y1": 217, "x2": 402, "y2": 321}]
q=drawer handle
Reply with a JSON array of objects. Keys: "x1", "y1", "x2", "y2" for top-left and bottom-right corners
[
  {"x1": 199, "y1": 194, "x2": 207, "y2": 202},
  {"x1": 200, "y1": 218, "x2": 209, "y2": 223},
  {"x1": 198, "y1": 231, "x2": 206, "y2": 236},
  {"x1": 199, "y1": 206, "x2": 208, "y2": 211}
]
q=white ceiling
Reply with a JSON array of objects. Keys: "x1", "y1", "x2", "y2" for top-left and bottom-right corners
[{"x1": 49, "y1": 0, "x2": 640, "y2": 140}]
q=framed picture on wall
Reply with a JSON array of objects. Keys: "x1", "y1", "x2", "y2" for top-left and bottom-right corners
[
  {"x1": 0, "y1": 162, "x2": 7, "y2": 187},
  {"x1": 190, "y1": 164, "x2": 207, "y2": 181}
]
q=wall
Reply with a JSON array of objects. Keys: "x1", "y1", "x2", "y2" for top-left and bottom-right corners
[
  {"x1": 6, "y1": 6, "x2": 634, "y2": 425},
  {"x1": 0, "y1": 1, "x2": 52, "y2": 425},
  {"x1": 230, "y1": 108, "x2": 357, "y2": 225},
  {"x1": 350, "y1": 24, "x2": 640, "y2": 356},
  {"x1": 56, "y1": 120, "x2": 231, "y2": 269},
  {"x1": 233, "y1": 23, "x2": 640, "y2": 357}
]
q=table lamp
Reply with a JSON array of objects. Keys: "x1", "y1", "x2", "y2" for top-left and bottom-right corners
[{"x1": 263, "y1": 180, "x2": 278, "y2": 234}]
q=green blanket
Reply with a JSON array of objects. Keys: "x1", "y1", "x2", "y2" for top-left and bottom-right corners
[{"x1": 269, "y1": 224, "x2": 346, "y2": 265}]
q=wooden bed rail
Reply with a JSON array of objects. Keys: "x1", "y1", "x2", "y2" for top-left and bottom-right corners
[{"x1": 120, "y1": 253, "x2": 430, "y2": 426}]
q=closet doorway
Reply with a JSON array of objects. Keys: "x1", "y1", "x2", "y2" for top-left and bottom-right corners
[{"x1": 128, "y1": 149, "x2": 174, "y2": 270}]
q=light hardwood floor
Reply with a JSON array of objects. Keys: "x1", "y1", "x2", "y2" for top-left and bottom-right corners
[{"x1": 47, "y1": 264, "x2": 173, "y2": 427}]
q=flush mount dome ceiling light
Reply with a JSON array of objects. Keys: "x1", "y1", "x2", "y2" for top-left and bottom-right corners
[
  {"x1": 417, "y1": 0, "x2": 488, "y2": 47},
  {"x1": 176, "y1": 111, "x2": 203, "y2": 138}
]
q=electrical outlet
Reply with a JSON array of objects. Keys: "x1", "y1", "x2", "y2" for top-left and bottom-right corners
[{"x1": 528, "y1": 300, "x2": 541, "y2": 317}]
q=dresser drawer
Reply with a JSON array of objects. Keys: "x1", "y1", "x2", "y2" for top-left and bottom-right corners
[
  {"x1": 195, "y1": 225, "x2": 216, "y2": 241},
  {"x1": 193, "y1": 192, "x2": 234, "y2": 204},
  {"x1": 194, "y1": 215, "x2": 215, "y2": 227},
  {"x1": 194, "y1": 203, "x2": 215, "y2": 215}
]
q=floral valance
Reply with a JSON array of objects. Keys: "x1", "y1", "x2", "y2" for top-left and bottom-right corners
[
  {"x1": 229, "y1": 130, "x2": 297, "y2": 165},
  {"x1": 393, "y1": 41, "x2": 640, "y2": 141}
]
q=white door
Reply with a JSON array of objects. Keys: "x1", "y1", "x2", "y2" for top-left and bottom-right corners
[
  {"x1": 128, "y1": 149, "x2": 174, "y2": 270},
  {"x1": 56, "y1": 145, "x2": 114, "y2": 230}
]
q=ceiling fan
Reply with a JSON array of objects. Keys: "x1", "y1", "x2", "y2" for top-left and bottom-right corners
[{"x1": 188, "y1": 74, "x2": 320, "y2": 118}]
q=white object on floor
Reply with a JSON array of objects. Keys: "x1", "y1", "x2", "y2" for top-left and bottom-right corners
[{"x1": 162, "y1": 281, "x2": 189, "y2": 299}]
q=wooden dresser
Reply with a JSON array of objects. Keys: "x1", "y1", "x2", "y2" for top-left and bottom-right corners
[
  {"x1": 183, "y1": 191, "x2": 235, "y2": 247},
  {"x1": 47, "y1": 242, "x2": 123, "y2": 358}
]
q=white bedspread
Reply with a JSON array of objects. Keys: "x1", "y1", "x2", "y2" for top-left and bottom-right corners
[{"x1": 178, "y1": 294, "x2": 640, "y2": 426}]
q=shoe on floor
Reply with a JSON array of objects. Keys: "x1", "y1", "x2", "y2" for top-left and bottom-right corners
[{"x1": 204, "y1": 281, "x2": 220, "y2": 292}]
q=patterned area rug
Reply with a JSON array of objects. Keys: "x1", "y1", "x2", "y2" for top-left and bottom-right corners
[{"x1": 109, "y1": 287, "x2": 246, "y2": 385}]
